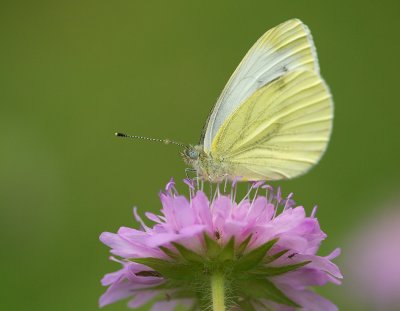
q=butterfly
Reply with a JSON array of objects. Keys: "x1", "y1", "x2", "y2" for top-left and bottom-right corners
[
  {"x1": 181, "y1": 19, "x2": 333, "y2": 182},
  {"x1": 118, "y1": 19, "x2": 333, "y2": 182}
]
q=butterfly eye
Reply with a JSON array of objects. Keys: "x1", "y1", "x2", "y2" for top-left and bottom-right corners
[{"x1": 186, "y1": 149, "x2": 199, "y2": 160}]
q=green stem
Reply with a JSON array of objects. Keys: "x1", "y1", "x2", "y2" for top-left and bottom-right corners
[{"x1": 210, "y1": 272, "x2": 226, "y2": 311}]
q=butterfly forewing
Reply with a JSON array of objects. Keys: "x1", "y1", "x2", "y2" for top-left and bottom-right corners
[
  {"x1": 210, "y1": 70, "x2": 333, "y2": 181},
  {"x1": 203, "y1": 19, "x2": 320, "y2": 152}
]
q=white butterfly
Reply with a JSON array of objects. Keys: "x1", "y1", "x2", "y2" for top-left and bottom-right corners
[{"x1": 181, "y1": 19, "x2": 333, "y2": 182}]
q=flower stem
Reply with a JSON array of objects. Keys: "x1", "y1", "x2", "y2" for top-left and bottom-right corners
[{"x1": 211, "y1": 272, "x2": 226, "y2": 311}]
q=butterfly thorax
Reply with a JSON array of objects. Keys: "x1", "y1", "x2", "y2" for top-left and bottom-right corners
[{"x1": 182, "y1": 145, "x2": 230, "y2": 182}]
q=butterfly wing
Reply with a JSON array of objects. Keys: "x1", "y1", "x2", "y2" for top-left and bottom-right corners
[
  {"x1": 211, "y1": 70, "x2": 333, "y2": 181},
  {"x1": 203, "y1": 19, "x2": 320, "y2": 152}
]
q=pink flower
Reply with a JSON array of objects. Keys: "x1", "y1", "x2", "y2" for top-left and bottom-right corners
[
  {"x1": 346, "y1": 203, "x2": 400, "y2": 311},
  {"x1": 99, "y1": 179, "x2": 342, "y2": 310}
]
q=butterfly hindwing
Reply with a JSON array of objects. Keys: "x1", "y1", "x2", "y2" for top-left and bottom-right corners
[{"x1": 210, "y1": 70, "x2": 333, "y2": 181}]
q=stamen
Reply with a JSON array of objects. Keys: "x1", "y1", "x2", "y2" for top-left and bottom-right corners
[
  {"x1": 133, "y1": 207, "x2": 151, "y2": 232},
  {"x1": 183, "y1": 178, "x2": 195, "y2": 201},
  {"x1": 165, "y1": 178, "x2": 178, "y2": 196},
  {"x1": 283, "y1": 193, "x2": 294, "y2": 211},
  {"x1": 238, "y1": 182, "x2": 255, "y2": 206},
  {"x1": 232, "y1": 176, "x2": 241, "y2": 188},
  {"x1": 273, "y1": 198, "x2": 279, "y2": 219},
  {"x1": 223, "y1": 176, "x2": 228, "y2": 193},
  {"x1": 231, "y1": 176, "x2": 241, "y2": 205},
  {"x1": 262, "y1": 184, "x2": 273, "y2": 203},
  {"x1": 183, "y1": 178, "x2": 195, "y2": 190},
  {"x1": 165, "y1": 178, "x2": 175, "y2": 192},
  {"x1": 276, "y1": 187, "x2": 282, "y2": 203},
  {"x1": 311, "y1": 205, "x2": 318, "y2": 218},
  {"x1": 212, "y1": 183, "x2": 219, "y2": 203},
  {"x1": 272, "y1": 187, "x2": 283, "y2": 218},
  {"x1": 109, "y1": 256, "x2": 124, "y2": 264},
  {"x1": 252, "y1": 181, "x2": 266, "y2": 189},
  {"x1": 249, "y1": 181, "x2": 265, "y2": 213}
]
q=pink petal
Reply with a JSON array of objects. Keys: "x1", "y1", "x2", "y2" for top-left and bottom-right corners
[
  {"x1": 299, "y1": 254, "x2": 343, "y2": 279},
  {"x1": 273, "y1": 268, "x2": 332, "y2": 288},
  {"x1": 101, "y1": 268, "x2": 125, "y2": 286},
  {"x1": 192, "y1": 191, "x2": 213, "y2": 230},
  {"x1": 150, "y1": 299, "x2": 194, "y2": 311},
  {"x1": 281, "y1": 285, "x2": 338, "y2": 311},
  {"x1": 273, "y1": 207, "x2": 307, "y2": 233},
  {"x1": 146, "y1": 212, "x2": 164, "y2": 224},
  {"x1": 150, "y1": 300, "x2": 178, "y2": 311},
  {"x1": 99, "y1": 232, "x2": 138, "y2": 257},
  {"x1": 99, "y1": 280, "x2": 133, "y2": 307},
  {"x1": 326, "y1": 248, "x2": 341, "y2": 260},
  {"x1": 127, "y1": 291, "x2": 158, "y2": 308},
  {"x1": 213, "y1": 196, "x2": 233, "y2": 229},
  {"x1": 147, "y1": 233, "x2": 179, "y2": 247}
]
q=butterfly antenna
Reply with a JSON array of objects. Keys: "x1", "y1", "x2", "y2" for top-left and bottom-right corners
[{"x1": 115, "y1": 132, "x2": 187, "y2": 147}]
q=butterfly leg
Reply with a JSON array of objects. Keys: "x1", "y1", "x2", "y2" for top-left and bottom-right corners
[
  {"x1": 196, "y1": 170, "x2": 200, "y2": 191},
  {"x1": 185, "y1": 168, "x2": 197, "y2": 179},
  {"x1": 192, "y1": 176, "x2": 203, "y2": 191},
  {"x1": 223, "y1": 174, "x2": 228, "y2": 193}
]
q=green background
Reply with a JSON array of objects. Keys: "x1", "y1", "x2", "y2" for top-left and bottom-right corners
[{"x1": 1, "y1": 1, "x2": 399, "y2": 310}]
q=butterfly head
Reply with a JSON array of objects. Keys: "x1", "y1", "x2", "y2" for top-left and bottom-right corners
[
  {"x1": 182, "y1": 145, "x2": 229, "y2": 181},
  {"x1": 181, "y1": 145, "x2": 203, "y2": 165}
]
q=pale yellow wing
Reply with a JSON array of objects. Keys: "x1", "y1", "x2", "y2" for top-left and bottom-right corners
[
  {"x1": 211, "y1": 70, "x2": 333, "y2": 181},
  {"x1": 203, "y1": 19, "x2": 319, "y2": 152}
]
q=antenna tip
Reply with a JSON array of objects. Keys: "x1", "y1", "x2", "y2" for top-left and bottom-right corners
[{"x1": 115, "y1": 132, "x2": 127, "y2": 137}]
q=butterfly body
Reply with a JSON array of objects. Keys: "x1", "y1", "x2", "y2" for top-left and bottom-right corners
[
  {"x1": 181, "y1": 19, "x2": 333, "y2": 182},
  {"x1": 182, "y1": 145, "x2": 231, "y2": 182}
]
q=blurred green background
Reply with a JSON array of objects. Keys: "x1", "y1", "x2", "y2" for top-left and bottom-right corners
[{"x1": 1, "y1": 1, "x2": 400, "y2": 310}]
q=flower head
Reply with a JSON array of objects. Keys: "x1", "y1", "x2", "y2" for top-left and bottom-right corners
[{"x1": 100, "y1": 179, "x2": 342, "y2": 310}]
